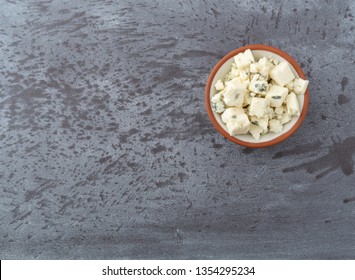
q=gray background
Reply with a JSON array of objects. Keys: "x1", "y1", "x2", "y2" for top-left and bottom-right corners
[{"x1": 0, "y1": 0, "x2": 354, "y2": 259}]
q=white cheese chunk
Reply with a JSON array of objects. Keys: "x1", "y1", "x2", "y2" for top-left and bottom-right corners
[
  {"x1": 266, "y1": 85, "x2": 289, "y2": 107},
  {"x1": 249, "y1": 124, "x2": 264, "y2": 140},
  {"x1": 244, "y1": 49, "x2": 255, "y2": 62},
  {"x1": 226, "y1": 113, "x2": 250, "y2": 135},
  {"x1": 258, "y1": 57, "x2": 274, "y2": 68},
  {"x1": 215, "y1": 79, "x2": 224, "y2": 91},
  {"x1": 293, "y1": 78, "x2": 309, "y2": 95},
  {"x1": 269, "y1": 61, "x2": 295, "y2": 86},
  {"x1": 280, "y1": 113, "x2": 292, "y2": 124},
  {"x1": 251, "y1": 116, "x2": 269, "y2": 132},
  {"x1": 269, "y1": 119, "x2": 283, "y2": 133},
  {"x1": 249, "y1": 79, "x2": 269, "y2": 95},
  {"x1": 234, "y1": 49, "x2": 255, "y2": 69},
  {"x1": 249, "y1": 97, "x2": 270, "y2": 118},
  {"x1": 286, "y1": 92, "x2": 300, "y2": 116},
  {"x1": 223, "y1": 79, "x2": 247, "y2": 107},
  {"x1": 221, "y1": 107, "x2": 245, "y2": 123},
  {"x1": 211, "y1": 93, "x2": 225, "y2": 113}
]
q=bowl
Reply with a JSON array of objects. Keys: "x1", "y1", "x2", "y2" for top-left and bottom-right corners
[{"x1": 205, "y1": 44, "x2": 309, "y2": 148}]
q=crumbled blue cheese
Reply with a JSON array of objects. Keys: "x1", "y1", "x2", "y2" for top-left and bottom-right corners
[
  {"x1": 269, "y1": 119, "x2": 283, "y2": 133},
  {"x1": 234, "y1": 49, "x2": 255, "y2": 69},
  {"x1": 257, "y1": 57, "x2": 274, "y2": 79},
  {"x1": 280, "y1": 113, "x2": 292, "y2": 124},
  {"x1": 224, "y1": 71, "x2": 234, "y2": 82},
  {"x1": 215, "y1": 79, "x2": 224, "y2": 91},
  {"x1": 249, "y1": 63, "x2": 258, "y2": 74},
  {"x1": 268, "y1": 57, "x2": 279, "y2": 66},
  {"x1": 251, "y1": 116, "x2": 269, "y2": 132},
  {"x1": 275, "y1": 106, "x2": 284, "y2": 120},
  {"x1": 269, "y1": 61, "x2": 295, "y2": 86},
  {"x1": 249, "y1": 78, "x2": 269, "y2": 95},
  {"x1": 239, "y1": 70, "x2": 250, "y2": 81},
  {"x1": 226, "y1": 113, "x2": 250, "y2": 135},
  {"x1": 211, "y1": 92, "x2": 225, "y2": 113},
  {"x1": 286, "y1": 92, "x2": 300, "y2": 116},
  {"x1": 230, "y1": 68, "x2": 240, "y2": 78},
  {"x1": 293, "y1": 78, "x2": 309, "y2": 95},
  {"x1": 212, "y1": 49, "x2": 309, "y2": 140},
  {"x1": 266, "y1": 85, "x2": 289, "y2": 107},
  {"x1": 249, "y1": 97, "x2": 270, "y2": 118},
  {"x1": 221, "y1": 107, "x2": 245, "y2": 123},
  {"x1": 275, "y1": 106, "x2": 284, "y2": 115},
  {"x1": 243, "y1": 91, "x2": 252, "y2": 107},
  {"x1": 267, "y1": 106, "x2": 275, "y2": 119},
  {"x1": 223, "y1": 79, "x2": 247, "y2": 107},
  {"x1": 249, "y1": 124, "x2": 264, "y2": 141}
]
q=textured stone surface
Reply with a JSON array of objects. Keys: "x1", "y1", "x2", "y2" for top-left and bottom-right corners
[{"x1": 0, "y1": 0, "x2": 355, "y2": 259}]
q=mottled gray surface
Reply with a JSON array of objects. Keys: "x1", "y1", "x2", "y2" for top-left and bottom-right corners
[{"x1": 0, "y1": 0, "x2": 355, "y2": 259}]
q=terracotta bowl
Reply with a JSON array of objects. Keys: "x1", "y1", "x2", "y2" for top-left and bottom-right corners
[{"x1": 205, "y1": 44, "x2": 309, "y2": 148}]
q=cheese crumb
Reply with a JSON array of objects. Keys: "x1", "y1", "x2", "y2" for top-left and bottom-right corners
[{"x1": 215, "y1": 79, "x2": 224, "y2": 91}]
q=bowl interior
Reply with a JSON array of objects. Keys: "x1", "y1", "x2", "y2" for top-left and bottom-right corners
[{"x1": 209, "y1": 50, "x2": 304, "y2": 144}]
